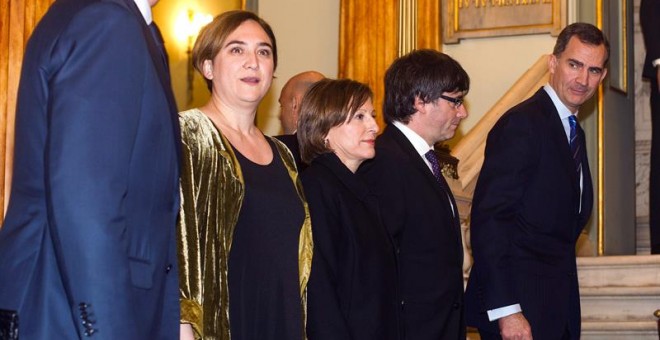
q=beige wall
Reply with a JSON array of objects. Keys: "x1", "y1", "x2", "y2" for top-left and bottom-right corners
[
  {"x1": 443, "y1": 34, "x2": 556, "y2": 144},
  {"x1": 255, "y1": 1, "x2": 557, "y2": 140},
  {"x1": 257, "y1": 0, "x2": 340, "y2": 136},
  {"x1": 156, "y1": 0, "x2": 559, "y2": 139}
]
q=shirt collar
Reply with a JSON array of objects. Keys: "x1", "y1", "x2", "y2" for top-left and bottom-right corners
[
  {"x1": 134, "y1": 0, "x2": 153, "y2": 25},
  {"x1": 543, "y1": 84, "x2": 575, "y2": 120},
  {"x1": 392, "y1": 120, "x2": 434, "y2": 156}
]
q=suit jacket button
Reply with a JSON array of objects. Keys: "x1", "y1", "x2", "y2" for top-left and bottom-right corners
[
  {"x1": 166, "y1": 264, "x2": 172, "y2": 273},
  {"x1": 453, "y1": 302, "x2": 460, "y2": 309}
]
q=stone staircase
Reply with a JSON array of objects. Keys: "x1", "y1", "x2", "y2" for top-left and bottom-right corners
[{"x1": 578, "y1": 255, "x2": 660, "y2": 339}]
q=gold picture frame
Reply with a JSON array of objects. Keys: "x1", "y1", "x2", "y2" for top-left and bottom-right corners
[{"x1": 443, "y1": 0, "x2": 566, "y2": 44}]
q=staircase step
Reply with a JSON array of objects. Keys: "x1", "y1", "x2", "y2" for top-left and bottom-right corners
[
  {"x1": 581, "y1": 320, "x2": 658, "y2": 340},
  {"x1": 580, "y1": 285, "x2": 660, "y2": 322},
  {"x1": 577, "y1": 255, "x2": 660, "y2": 287}
]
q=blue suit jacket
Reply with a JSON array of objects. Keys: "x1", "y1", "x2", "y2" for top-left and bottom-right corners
[
  {"x1": 0, "y1": 0, "x2": 181, "y2": 338},
  {"x1": 464, "y1": 88, "x2": 593, "y2": 339}
]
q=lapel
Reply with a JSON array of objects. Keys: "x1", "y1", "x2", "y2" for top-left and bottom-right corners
[
  {"x1": 381, "y1": 126, "x2": 460, "y2": 229},
  {"x1": 537, "y1": 89, "x2": 581, "y2": 195},
  {"x1": 123, "y1": 0, "x2": 181, "y2": 163},
  {"x1": 577, "y1": 123, "x2": 594, "y2": 225},
  {"x1": 383, "y1": 126, "x2": 446, "y2": 198}
]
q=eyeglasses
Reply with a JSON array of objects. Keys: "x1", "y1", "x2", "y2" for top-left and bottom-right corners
[{"x1": 438, "y1": 94, "x2": 464, "y2": 109}]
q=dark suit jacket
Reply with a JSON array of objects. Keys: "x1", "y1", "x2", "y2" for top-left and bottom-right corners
[
  {"x1": 0, "y1": 0, "x2": 181, "y2": 338},
  {"x1": 303, "y1": 153, "x2": 399, "y2": 340},
  {"x1": 464, "y1": 88, "x2": 593, "y2": 339},
  {"x1": 275, "y1": 133, "x2": 306, "y2": 171},
  {"x1": 640, "y1": 0, "x2": 660, "y2": 253},
  {"x1": 359, "y1": 126, "x2": 465, "y2": 340},
  {"x1": 641, "y1": 0, "x2": 660, "y2": 81}
]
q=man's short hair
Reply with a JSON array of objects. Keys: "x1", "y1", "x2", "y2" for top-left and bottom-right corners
[
  {"x1": 553, "y1": 22, "x2": 610, "y2": 65},
  {"x1": 384, "y1": 49, "x2": 469, "y2": 124}
]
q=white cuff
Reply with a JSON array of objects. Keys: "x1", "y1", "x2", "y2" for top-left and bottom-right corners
[
  {"x1": 652, "y1": 58, "x2": 660, "y2": 68},
  {"x1": 487, "y1": 304, "x2": 522, "y2": 321}
]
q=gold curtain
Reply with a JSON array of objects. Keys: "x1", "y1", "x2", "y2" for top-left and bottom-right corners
[
  {"x1": 0, "y1": 0, "x2": 54, "y2": 221},
  {"x1": 417, "y1": 0, "x2": 441, "y2": 50},
  {"x1": 339, "y1": 0, "x2": 441, "y2": 128},
  {"x1": 339, "y1": 0, "x2": 399, "y2": 128}
]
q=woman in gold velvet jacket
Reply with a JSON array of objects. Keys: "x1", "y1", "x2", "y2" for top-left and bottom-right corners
[{"x1": 177, "y1": 10, "x2": 313, "y2": 340}]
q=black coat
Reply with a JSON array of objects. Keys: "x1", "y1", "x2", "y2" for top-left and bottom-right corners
[
  {"x1": 303, "y1": 153, "x2": 399, "y2": 340},
  {"x1": 275, "y1": 133, "x2": 306, "y2": 171},
  {"x1": 359, "y1": 126, "x2": 465, "y2": 340},
  {"x1": 464, "y1": 88, "x2": 593, "y2": 339},
  {"x1": 641, "y1": 0, "x2": 660, "y2": 81}
]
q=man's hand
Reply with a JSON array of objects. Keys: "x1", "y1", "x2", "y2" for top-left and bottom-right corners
[
  {"x1": 498, "y1": 312, "x2": 533, "y2": 340},
  {"x1": 180, "y1": 323, "x2": 195, "y2": 340}
]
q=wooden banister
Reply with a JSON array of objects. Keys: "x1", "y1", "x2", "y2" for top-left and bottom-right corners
[{"x1": 446, "y1": 55, "x2": 550, "y2": 278}]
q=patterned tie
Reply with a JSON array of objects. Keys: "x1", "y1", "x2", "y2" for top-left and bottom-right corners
[
  {"x1": 568, "y1": 115, "x2": 582, "y2": 175},
  {"x1": 424, "y1": 150, "x2": 457, "y2": 218},
  {"x1": 424, "y1": 150, "x2": 444, "y2": 183}
]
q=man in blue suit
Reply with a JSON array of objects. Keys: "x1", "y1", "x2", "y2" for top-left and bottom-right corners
[
  {"x1": 464, "y1": 23, "x2": 608, "y2": 340},
  {"x1": 0, "y1": 0, "x2": 181, "y2": 338}
]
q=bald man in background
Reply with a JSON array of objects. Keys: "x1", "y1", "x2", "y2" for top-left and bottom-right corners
[{"x1": 276, "y1": 71, "x2": 325, "y2": 170}]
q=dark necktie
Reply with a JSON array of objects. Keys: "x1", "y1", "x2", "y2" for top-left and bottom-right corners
[
  {"x1": 424, "y1": 149, "x2": 457, "y2": 218},
  {"x1": 568, "y1": 115, "x2": 582, "y2": 175},
  {"x1": 424, "y1": 150, "x2": 444, "y2": 183}
]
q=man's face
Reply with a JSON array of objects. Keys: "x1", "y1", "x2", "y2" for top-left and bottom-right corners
[
  {"x1": 278, "y1": 88, "x2": 297, "y2": 134},
  {"x1": 548, "y1": 36, "x2": 608, "y2": 112},
  {"x1": 423, "y1": 91, "x2": 468, "y2": 144}
]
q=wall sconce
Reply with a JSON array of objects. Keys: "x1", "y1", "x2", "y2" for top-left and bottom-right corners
[{"x1": 178, "y1": 9, "x2": 213, "y2": 104}]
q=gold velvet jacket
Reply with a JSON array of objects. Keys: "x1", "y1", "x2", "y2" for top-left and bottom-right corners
[{"x1": 177, "y1": 108, "x2": 313, "y2": 339}]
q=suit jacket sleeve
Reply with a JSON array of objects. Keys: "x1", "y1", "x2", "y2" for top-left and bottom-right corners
[
  {"x1": 641, "y1": 0, "x2": 660, "y2": 64},
  {"x1": 44, "y1": 4, "x2": 152, "y2": 337},
  {"x1": 303, "y1": 174, "x2": 352, "y2": 339},
  {"x1": 470, "y1": 110, "x2": 540, "y2": 310}
]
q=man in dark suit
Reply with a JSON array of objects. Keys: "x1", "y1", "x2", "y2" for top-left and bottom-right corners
[
  {"x1": 0, "y1": 0, "x2": 181, "y2": 338},
  {"x1": 640, "y1": 0, "x2": 660, "y2": 254},
  {"x1": 275, "y1": 70, "x2": 325, "y2": 170},
  {"x1": 464, "y1": 23, "x2": 608, "y2": 340},
  {"x1": 359, "y1": 49, "x2": 469, "y2": 340}
]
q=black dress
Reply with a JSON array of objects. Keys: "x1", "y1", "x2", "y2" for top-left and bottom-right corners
[
  {"x1": 302, "y1": 153, "x2": 400, "y2": 340},
  {"x1": 228, "y1": 139, "x2": 305, "y2": 340}
]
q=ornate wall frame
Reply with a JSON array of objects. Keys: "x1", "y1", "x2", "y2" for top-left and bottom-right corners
[{"x1": 443, "y1": 0, "x2": 566, "y2": 43}]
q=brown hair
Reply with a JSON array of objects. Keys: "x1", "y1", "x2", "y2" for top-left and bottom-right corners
[
  {"x1": 192, "y1": 10, "x2": 277, "y2": 91},
  {"x1": 297, "y1": 78, "x2": 373, "y2": 165}
]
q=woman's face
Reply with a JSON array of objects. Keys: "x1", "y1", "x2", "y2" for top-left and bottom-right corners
[
  {"x1": 202, "y1": 20, "x2": 274, "y2": 107},
  {"x1": 326, "y1": 98, "x2": 379, "y2": 173}
]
